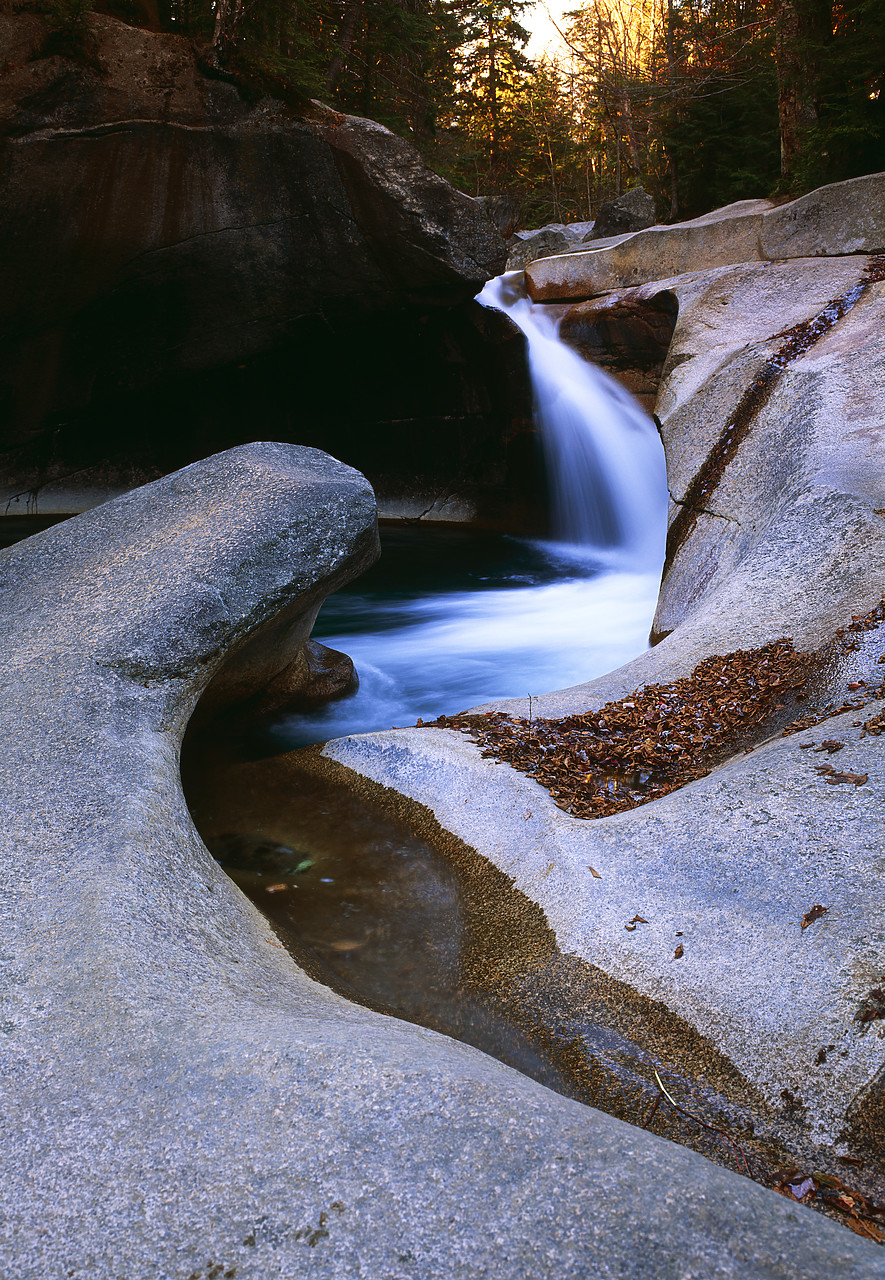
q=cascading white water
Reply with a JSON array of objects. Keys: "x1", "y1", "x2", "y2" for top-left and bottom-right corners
[
  {"x1": 268, "y1": 271, "x2": 669, "y2": 749},
  {"x1": 477, "y1": 271, "x2": 668, "y2": 570}
]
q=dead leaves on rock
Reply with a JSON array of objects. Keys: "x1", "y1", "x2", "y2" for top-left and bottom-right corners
[
  {"x1": 863, "y1": 706, "x2": 885, "y2": 737},
  {"x1": 625, "y1": 914, "x2": 648, "y2": 931},
  {"x1": 814, "y1": 763, "x2": 868, "y2": 786},
  {"x1": 427, "y1": 640, "x2": 814, "y2": 820},
  {"x1": 774, "y1": 1168, "x2": 885, "y2": 1242},
  {"x1": 855, "y1": 984, "x2": 885, "y2": 1029},
  {"x1": 800, "y1": 904, "x2": 828, "y2": 930}
]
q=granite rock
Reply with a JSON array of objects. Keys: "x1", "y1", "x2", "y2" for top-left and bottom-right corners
[
  {"x1": 323, "y1": 250, "x2": 885, "y2": 1161},
  {"x1": 588, "y1": 186, "x2": 657, "y2": 239},
  {"x1": 525, "y1": 176, "x2": 885, "y2": 301},
  {"x1": 2, "y1": 441, "x2": 881, "y2": 1278}
]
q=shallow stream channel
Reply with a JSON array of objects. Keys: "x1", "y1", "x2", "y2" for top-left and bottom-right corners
[{"x1": 182, "y1": 274, "x2": 859, "y2": 1205}]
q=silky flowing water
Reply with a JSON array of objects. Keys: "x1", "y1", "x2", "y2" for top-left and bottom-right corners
[
  {"x1": 184, "y1": 273, "x2": 762, "y2": 1161},
  {"x1": 261, "y1": 272, "x2": 668, "y2": 751}
]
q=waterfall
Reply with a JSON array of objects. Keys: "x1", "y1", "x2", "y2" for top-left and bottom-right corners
[
  {"x1": 266, "y1": 271, "x2": 669, "y2": 749},
  {"x1": 477, "y1": 271, "x2": 668, "y2": 571}
]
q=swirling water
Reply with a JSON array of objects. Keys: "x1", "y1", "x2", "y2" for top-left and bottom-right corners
[{"x1": 267, "y1": 273, "x2": 668, "y2": 750}]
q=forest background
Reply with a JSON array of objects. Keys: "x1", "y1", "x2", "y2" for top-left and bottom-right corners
[{"x1": 65, "y1": 0, "x2": 885, "y2": 228}]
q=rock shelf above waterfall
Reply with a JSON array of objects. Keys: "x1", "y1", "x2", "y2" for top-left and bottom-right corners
[{"x1": 525, "y1": 176, "x2": 885, "y2": 300}]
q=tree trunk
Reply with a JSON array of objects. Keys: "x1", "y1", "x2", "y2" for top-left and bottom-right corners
[
  {"x1": 774, "y1": 0, "x2": 819, "y2": 182},
  {"x1": 325, "y1": 0, "x2": 363, "y2": 94},
  {"x1": 487, "y1": 13, "x2": 500, "y2": 165},
  {"x1": 665, "y1": 0, "x2": 679, "y2": 218},
  {"x1": 212, "y1": 0, "x2": 241, "y2": 53}
]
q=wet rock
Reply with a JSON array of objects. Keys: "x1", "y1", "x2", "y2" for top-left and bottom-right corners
[
  {"x1": 253, "y1": 638, "x2": 359, "y2": 716},
  {"x1": 558, "y1": 289, "x2": 678, "y2": 411}
]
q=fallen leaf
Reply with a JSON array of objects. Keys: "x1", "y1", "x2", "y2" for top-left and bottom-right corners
[
  {"x1": 824, "y1": 771, "x2": 867, "y2": 786},
  {"x1": 265, "y1": 883, "x2": 288, "y2": 893},
  {"x1": 266, "y1": 939, "x2": 282, "y2": 948},
  {"x1": 674, "y1": 944, "x2": 684, "y2": 959},
  {"x1": 787, "y1": 1177, "x2": 815, "y2": 1201},
  {"x1": 813, "y1": 739, "x2": 844, "y2": 753},
  {"x1": 329, "y1": 940, "x2": 364, "y2": 951},
  {"x1": 628, "y1": 914, "x2": 649, "y2": 925},
  {"x1": 588, "y1": 865, "x2": 602, "y2": 879},
  {"x1": 801, "y1": 904, "x2": 828, "y2": 930},
  {"x1": 625, "y1": 923, "x2": 637, "y2": 932},
  {"x1": 524, "y1": 809, "x2": 532, "y2": 820}
]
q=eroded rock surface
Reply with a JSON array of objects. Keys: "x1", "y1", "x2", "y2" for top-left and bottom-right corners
[
  {"x1": 323, "y1": 182, "x2": 885, "y2": 1183},
  {"x1": 2, "y1": 442, "x2": 880, "y2": 1278}
]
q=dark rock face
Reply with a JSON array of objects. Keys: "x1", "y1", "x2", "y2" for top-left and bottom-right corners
[
  {"x1": 588, "y1": 186, "x2": 656, "y2": 240},
  {"x1": 558, "y1": 290, "x2": 678, "y2": 411},
  {"x1": 251, "y1": 638, "x2": 359, "y2": 718},
  {"x1": 0, "y1": 7, "x2": 523, "y2": 528}
]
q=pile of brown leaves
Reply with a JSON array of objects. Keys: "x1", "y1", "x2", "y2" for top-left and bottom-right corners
[
  {"x1": 429, "y1": 639, "x2": 813, "y2": 819},
  {"x1": 834, "y1": 596, "x2": 885, "y2": 652}
]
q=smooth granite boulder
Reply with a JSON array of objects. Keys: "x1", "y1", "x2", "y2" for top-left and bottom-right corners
[
  {"x1": 505, "y1": 226, "x2": 570, "y2": 270},
  {"x1": 587, "y1": 186, "x2": 657, "y2": 240},
  {"x1": 525, "y1": 175, "x2": 885, "y2": 300},
  {"x1": 2, "y1": 441, "x2": 881, "y2": 1278}
]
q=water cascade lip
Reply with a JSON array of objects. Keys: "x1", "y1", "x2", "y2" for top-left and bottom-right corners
[{"x1": 477, "y1": 271, "x2": 668, "y2": 573}]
